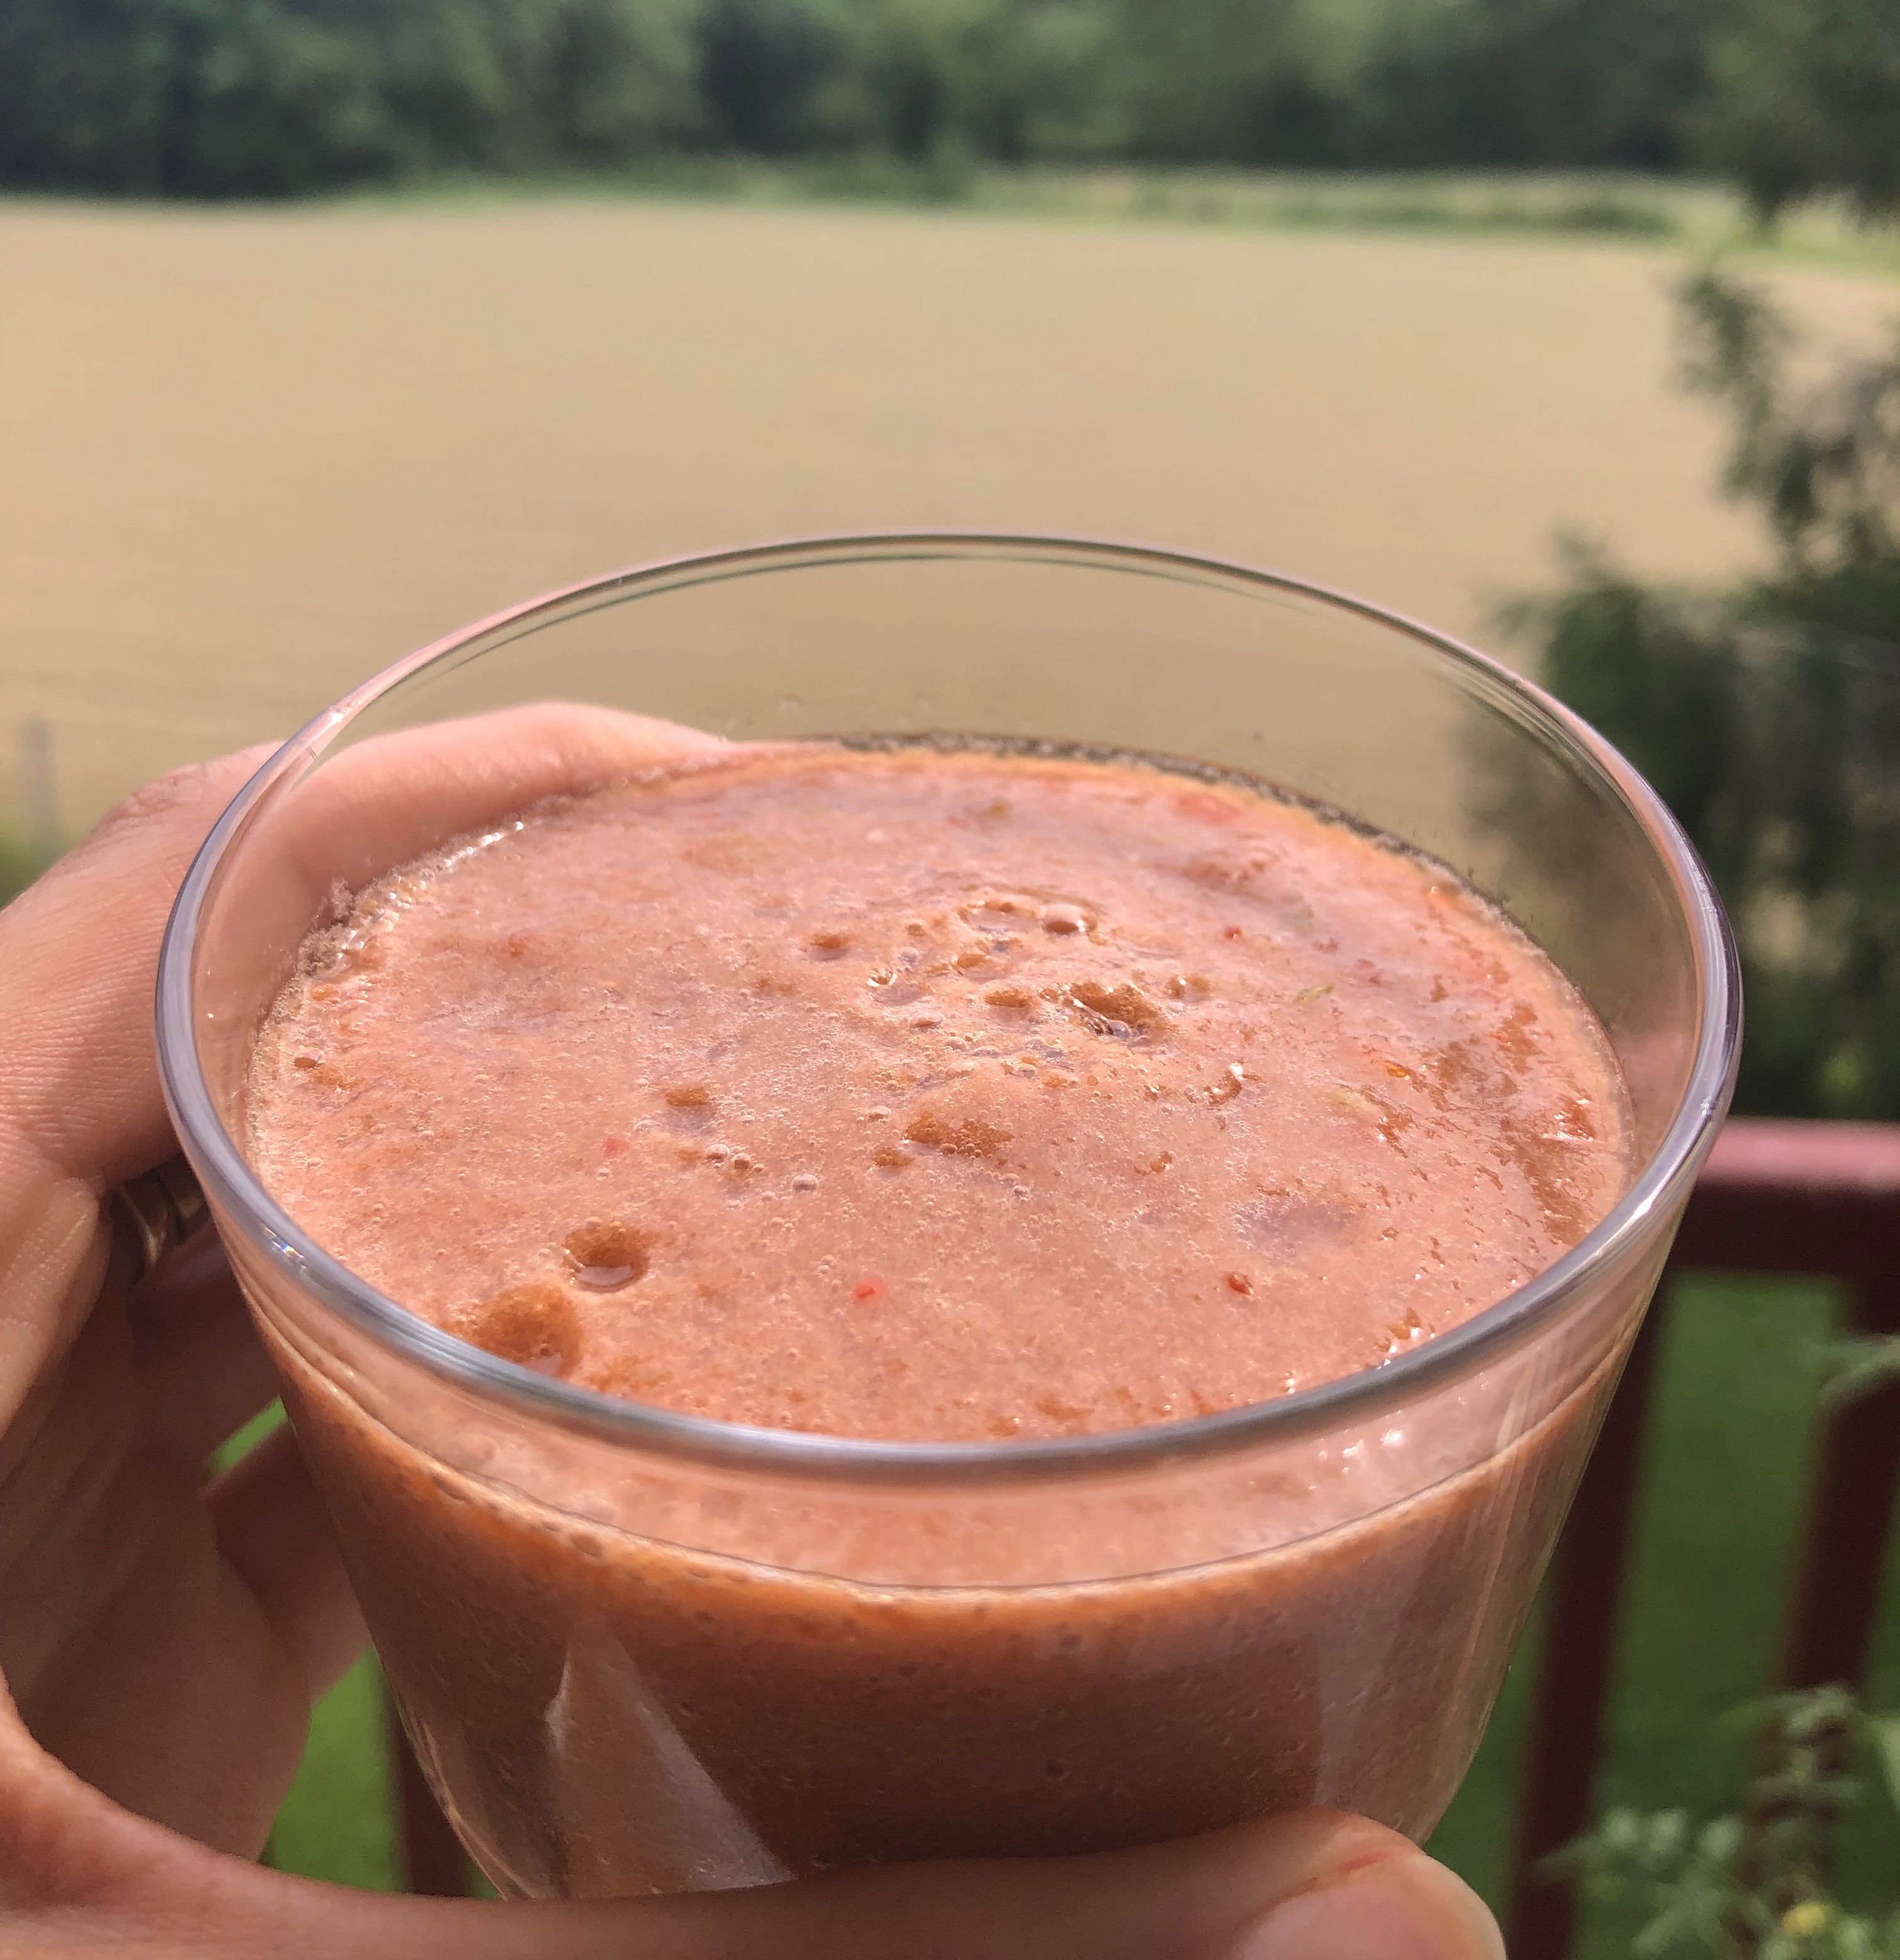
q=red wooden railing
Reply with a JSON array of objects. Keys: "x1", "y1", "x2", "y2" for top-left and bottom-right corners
[
  {"x1": 1502, "y1": 1118, "x2": 1900, "y2": 1957},
  {"x1": 383, "y1": 1117, "x2": 1900, "y2": 1949}
]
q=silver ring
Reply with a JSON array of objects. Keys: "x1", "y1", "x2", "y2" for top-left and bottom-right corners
[{"x1": 110, "y1": 1156, "x2": 209, "y2": 1283}]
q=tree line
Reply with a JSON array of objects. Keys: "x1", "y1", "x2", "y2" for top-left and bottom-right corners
[{"x1": 1, "y1": 0, "x2": 1895, "y2": 218}]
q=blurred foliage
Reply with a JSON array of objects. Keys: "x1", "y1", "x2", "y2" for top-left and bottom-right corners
[
  {"x1": 1110, "y1": 0, "x2": 1727, "y2": 173},
  {"x1": 0, "y1": 0, "x2": 702, "y2": 195},
  {"x1": 1504, "y1": 270, "x2": 1900, "y2": 1121},
  {"x1": 1553, "y1": 1685, "x2": 1900, "y2": 1959},
  {"x1": 1693, "y1": 0, "x2": 1900, "y2": 224},
  {"x1": 0, "y1": 0, "x2": 1893, "y2": 208}
]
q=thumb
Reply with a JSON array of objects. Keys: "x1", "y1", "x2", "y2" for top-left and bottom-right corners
[
  {"x1": 594, "y1": 1813, "x2": 1506, "y2": 1960},
  {"x1": 76, "y1": 1810, "x2": 1502, "y2": 1960},
  {"x1": 545, "y1": 1814, "x2": 1502, "y2": 1960}
]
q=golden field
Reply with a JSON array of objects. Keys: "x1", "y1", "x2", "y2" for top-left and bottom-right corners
[{"x1": 3, "y1": 193, "x2": 1896, "y2": 830}]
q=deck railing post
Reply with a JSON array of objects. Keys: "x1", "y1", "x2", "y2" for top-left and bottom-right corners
[
  {"x1": 1775, "y1": 1277, "x2": 1900, "y2": 1696},
  {"x1": 1500, "y1": 1285, "x2": 1674, "y2": 1960},
  {"x1": 1500, "y1": 1120, "x2": 1900, "y2": 1956}
]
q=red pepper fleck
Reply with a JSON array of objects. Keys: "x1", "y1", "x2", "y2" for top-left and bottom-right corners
[
  {"x1": 854, "y1": 1276, "x2": 887, "y2": 1302},
  {"x1": 1225, "y1": 1271, "x2": 1254, "y2": 1297},
  {"x1": 1174, "y1": 790, "x2": 1242, "y2": 827}
]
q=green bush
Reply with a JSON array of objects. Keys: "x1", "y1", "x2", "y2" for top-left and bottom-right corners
[
  {"x1": 1556, "y1": 1685, "x2": 1900, "y2": 1958},
  {"x1": 1505, "y1": 270, "x2": 1900, "y2": 1121},
  {"x1": 1693, "y1": 0, "x2": 1900, "y2": 223}
]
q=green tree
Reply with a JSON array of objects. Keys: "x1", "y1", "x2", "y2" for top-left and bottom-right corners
[
  {"x1": 1110, "y1": 0, "x2": 1345, "y2": 166},
  {"x1": 1505, "y1": 270, "x2": 1900, "y2": 1121},
  {"x1": 1349, "y1": 0, "x2": 1730, "y2": 170},
  {"x1": 1692, "y1": 0, "x2": 1900, "y2": 224},
  {"x1": 821, "y1": 0, "x2": 1117, "y2": 164},
  {"x1": 694, "y1": 0, "x2": 843, "y2": 154},
  {"x1": 0, "y1": 0, "x2": 697, "y2": 194},
  {"x1": 543, "y1": 0, "x2": 701, "y2": 163},
  {"x1": 0, "y1": 0, "x2": 396, "y2": 195},
  {"x1": 366, "y1": 0, "x2": 699, "y2": 170}
]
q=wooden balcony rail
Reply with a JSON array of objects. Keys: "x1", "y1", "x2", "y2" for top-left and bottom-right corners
[
  {"x1": 1504, "y1": 1118, "x2": 1900, "y2": 1959},
  {"x1": 383, "y1": 1117, "x2": 1900, "y2": 1941}
]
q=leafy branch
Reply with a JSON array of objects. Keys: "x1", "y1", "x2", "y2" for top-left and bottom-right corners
[
  {"x1": 1503, "y1": 266, "x2": 1900, "y2": 1123},
  {"x1": 1551, "y1": 1686, "x2": 1900, "y2": 1959},
  {"x1": 1552, "y1": 1349, "x2": 1900, "y2": 1957}
]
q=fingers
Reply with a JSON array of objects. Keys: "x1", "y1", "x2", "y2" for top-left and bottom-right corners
[
  {"x1": 208, "y1": 706, "x2": 728, "y2": 1074},
  {"x1": 550, "y1": 1816, "x2": 1504, "y2": 1960},
  {"x1": 0, "y1": 749, "x2": 278, "y2": 1190},
  {"x1": 11, "y1": 1806, "x2": 1500, "y2": 1960},
  {"x1": 276, "y1": 703, "x2": 728, "y2": 900},
  {"x1": 208, "y1": 1425, "x2": 367, "y2": 1706},
  {"x1": 0, "y1": 750, "x2": 275, "y2": 1419},
  {"x1": 131, "y1": 1230, "x2": 280, "y2": 1466},
  {"x1": 17, "y1": 1462, "x2": 312, "y2": 1858},
  {"x1": 0, "y1": 710, "x2": 713, "y2": 1855},
  {"x1": 1230, "y1": 1851, "x2": 1505, "y2": 1960},
  {"x1": 16, "y1": 1424, "x2": 365, "y2": 1858},
  {"x1": 1, "y1": 707, "x2": 722, "y2": 1204},
  {"x1": 0, "y1": 709, "x2": 719, "y2": 1416}
]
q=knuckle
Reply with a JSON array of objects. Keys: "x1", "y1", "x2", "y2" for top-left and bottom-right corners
[
  {"x1": 73, "y1": 756, "x2": 256, "y2": 874},
  {"x1": 88, "y1": 760, "x2": 231, "y2": 847},
  {"x1": 35, "y1": 753, "x2": 256, "y2": 894}
]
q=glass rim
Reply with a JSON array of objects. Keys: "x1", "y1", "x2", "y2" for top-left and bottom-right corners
[{"x1": 156, "y1": 530, "x2": 1742, "y2": 1488}]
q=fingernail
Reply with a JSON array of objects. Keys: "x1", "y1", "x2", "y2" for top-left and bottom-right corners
[{"x1": 1234, "y1": 1854, "x2": 1505, "y2": 1960}]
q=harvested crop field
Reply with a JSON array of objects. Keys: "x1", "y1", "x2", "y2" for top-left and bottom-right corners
[{"x1": 2, "y1": 195, "x2": 1895, "y2": 830}]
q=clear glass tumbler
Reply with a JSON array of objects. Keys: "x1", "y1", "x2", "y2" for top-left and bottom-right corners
[{"x1": 156, "y1": 534, "x2": 1739, "y2": 1898}]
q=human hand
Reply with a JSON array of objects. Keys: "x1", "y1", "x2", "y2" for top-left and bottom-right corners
[{"x1": 0, "y1": 731, "x2": 1504, "y2": 1958}]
